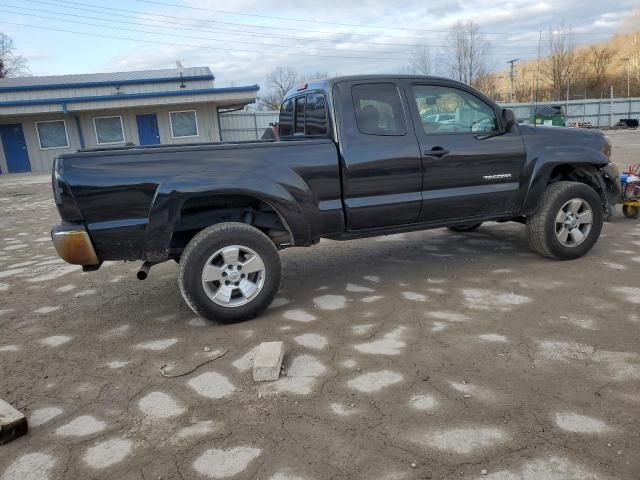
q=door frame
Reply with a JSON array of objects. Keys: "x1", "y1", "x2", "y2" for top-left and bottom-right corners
[{"x1": 400, "y1": 79, "x2": 526, "y2": 221}]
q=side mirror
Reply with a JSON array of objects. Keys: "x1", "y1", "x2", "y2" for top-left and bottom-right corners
[{"x1": 502, "y1": 108, "x2": 516, "y2": 132}]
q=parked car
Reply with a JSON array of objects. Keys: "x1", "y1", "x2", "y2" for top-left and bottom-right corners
[
  {"x1": 51, "y1": 75, "x2": 621, "y2": 322},
  {"x1": 421, "y1": 113, "x2": 455, "y2": 124}
]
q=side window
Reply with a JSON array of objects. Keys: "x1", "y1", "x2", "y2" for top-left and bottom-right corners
[
  {"x1": 352, "y1": 83, "x2": 407, "y2": 136},
  {"x1": 279, "y1": 99, "x2": 294, "y2": 136},
  {"x1": 412, "y1": 85, "x2": 498, "y2": 134},
  {"x1": 305, "y1": 93, "x2": 327, "y2": 136},
  {"x1": 295, "y1": 96, "x2": 306, "y2": 134}
]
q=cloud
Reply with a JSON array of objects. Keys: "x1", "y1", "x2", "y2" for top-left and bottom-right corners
[{"x1": 85, "y1": 0, "x2": 637, "y2": 89}]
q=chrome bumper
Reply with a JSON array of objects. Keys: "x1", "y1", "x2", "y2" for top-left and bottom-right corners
[{"x1": 51, "y1": 224, "x2": 99, "y2": 266}]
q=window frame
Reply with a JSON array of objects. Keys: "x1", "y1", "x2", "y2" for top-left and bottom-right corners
[
  {"x1": 351, "y1": 82, "x2": 408, "y2": 137},
  {"x1": 169, "y1": 109, "x2": 199, "y2": 139},
  {"x1": 408, "y1": 81, "x2": 504, "y2": 137},
  {"x1": 93, "y1": 115, "x2": 126, "y2": 145},
  {"x1": 35, "y1": 119, "x2": 69, "y2": 150}
]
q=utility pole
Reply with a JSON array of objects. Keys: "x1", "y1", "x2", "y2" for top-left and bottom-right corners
[{"x1": 507, "y1": 58, "x2": 519, "y2": 103}]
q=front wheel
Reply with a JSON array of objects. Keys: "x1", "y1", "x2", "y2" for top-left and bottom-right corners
[
  {"x1": 526, "y1": 181, "x2": 604, "y2": 260},
  {"x1": 178, "y1": 222, "x2": 282, "y2": 322}
]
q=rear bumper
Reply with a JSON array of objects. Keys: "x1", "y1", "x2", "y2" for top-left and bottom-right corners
[{"x1": 51, "y1": 224, "x2": 100, "y2": 266}]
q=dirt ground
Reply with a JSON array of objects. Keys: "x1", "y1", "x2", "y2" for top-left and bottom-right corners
[{"x1": 0, "y1": 129, "x2": 639, "y2": 480}]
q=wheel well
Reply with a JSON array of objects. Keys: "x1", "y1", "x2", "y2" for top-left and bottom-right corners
[
  {"x1": 170, "y1": 195, "x2": 292, "y2": 255},
  {"x1": 547, "y1": 164, "x2": 607, "y2": 205}
]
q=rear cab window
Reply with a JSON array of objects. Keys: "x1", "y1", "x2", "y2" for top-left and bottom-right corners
[
  {"x1": 279, "y1": 91, "x2": 328, "y2": 137},
  {"x1": 351, "y1": 83, "x2": 407, "y2": 136}
]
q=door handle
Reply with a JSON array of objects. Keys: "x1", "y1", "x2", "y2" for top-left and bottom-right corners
[{"x1": 423, "y1": 147, "x2": 450, "y2": 158}]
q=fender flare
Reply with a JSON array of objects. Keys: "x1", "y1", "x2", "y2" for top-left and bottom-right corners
[
  {"x1": 521, "y1": 146, "x2": 610, "y2": 215},
  {"x1": 142, "y1": 171, "x2": 311, "y2": 261}
]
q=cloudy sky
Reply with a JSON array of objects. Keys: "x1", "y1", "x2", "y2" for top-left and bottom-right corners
[{"x1": 2, "y1": 0, "x2": 638, "y2": 89}]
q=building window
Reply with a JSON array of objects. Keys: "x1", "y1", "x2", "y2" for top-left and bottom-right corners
[
  {"x1": 35, "y1": 120, "x2": 69, "y2": 149},
  {"x1": 169, "y1": 110, "x2": 198, "y2": 138},
  {"x1": 94, "y1": 116, "x2": 125, "y2": 144}
]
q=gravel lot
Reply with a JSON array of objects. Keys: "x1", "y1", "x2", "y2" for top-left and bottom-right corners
[{"x1": 1, "y1": 129, "x2": 639, "y2": 480}]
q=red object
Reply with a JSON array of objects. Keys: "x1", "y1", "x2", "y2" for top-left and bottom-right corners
[{"x1": 296, "y1": 83, "x2": 308, "y2": 91}]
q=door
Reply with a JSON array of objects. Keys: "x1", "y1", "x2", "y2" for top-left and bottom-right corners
[
  {"x1": 0, "y1": 124, "x2": 31, "y2": 173},
  {"x1": 403, "y1": 81, "x2": 526, "y2": 222},
  {"x1": 334, "y1": 81, "x2": 423, "y2": 230},
  {"x1": 136, "y1": 114, "x2": 160, "y2": 145}
]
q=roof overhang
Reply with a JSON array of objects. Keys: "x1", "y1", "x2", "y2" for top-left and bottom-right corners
[{"x1": 0, "y1": 85, "x2": 259, "y2": 116}]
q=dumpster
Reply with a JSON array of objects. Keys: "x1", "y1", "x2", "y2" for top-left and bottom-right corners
[{"x1": 531, "y1": 105, "x2": 566, "y2": 127}]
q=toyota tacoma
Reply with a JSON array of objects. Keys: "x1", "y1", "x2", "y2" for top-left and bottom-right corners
[{"x1": 51, "y1": 75, "x2": 621, "y2": 322}]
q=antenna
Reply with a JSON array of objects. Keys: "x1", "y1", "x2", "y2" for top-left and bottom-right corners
[
  {"x1": 534, "y1": 30, "x2": 542, "y2": 127},
  {"x1": 176, "y1": 60, "x2": 186, "y2": 88}
]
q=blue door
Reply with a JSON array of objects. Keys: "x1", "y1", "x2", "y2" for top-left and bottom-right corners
[
  {"x1": 0, "y1": 124, "x2": 31, "y2": 173},
  {"x1": 136, "y1": 114, "x2": 161, "y2": 145}
]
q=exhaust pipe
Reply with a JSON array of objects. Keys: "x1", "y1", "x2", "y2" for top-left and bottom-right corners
[{"x1": 137, "y1": 261, "x2": 153, "y2": 280}]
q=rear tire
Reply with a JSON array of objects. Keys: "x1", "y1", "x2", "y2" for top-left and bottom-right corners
[
  {"x1": 178, "y1": 222, "x2": 281, "y2": 322},
  {"x1": 448, "y1": 223, "x2": 482, "y2": 232},
  {"x1": 526, "y1": 181, "x2": 603, "y2": 260}
]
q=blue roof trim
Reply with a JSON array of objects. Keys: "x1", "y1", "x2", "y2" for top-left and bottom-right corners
[
  {"x1": 0, "y1": 74, "x2": 215, "y2": 93},
  {"x1": 0, "y1": 85, "x2": 260, "y2": 107}
]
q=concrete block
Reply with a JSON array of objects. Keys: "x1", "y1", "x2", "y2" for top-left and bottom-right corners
[
  {"x1": 253, "y1": 341, "x2": 285, "y2": 382},
  {"x1": 0, "y1": 399, "x2": 27, "y2": 444}
]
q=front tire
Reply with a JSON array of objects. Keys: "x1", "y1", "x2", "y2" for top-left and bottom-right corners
[
  {"x1": 178, "y1": 222, "x2": 281, "y2": 322},
  {"x1": 526, "y1": 181, "x2": 603, "y2": 260}
]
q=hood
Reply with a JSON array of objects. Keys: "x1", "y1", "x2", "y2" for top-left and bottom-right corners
[{"x1": 518, "y1": 124, "x2": 611, "y2": 159}]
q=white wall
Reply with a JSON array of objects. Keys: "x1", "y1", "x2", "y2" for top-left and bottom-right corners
[
  {"x1": 0, "y1": 102, "x2": 221, "y2": 174},
  {"x1": 0, "y1": 113, "x2": 82, "y2": 174}
]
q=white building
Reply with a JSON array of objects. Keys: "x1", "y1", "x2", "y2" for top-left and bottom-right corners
[{"x1": 0, "y1": 67, "x2": 259, "y2": 174}]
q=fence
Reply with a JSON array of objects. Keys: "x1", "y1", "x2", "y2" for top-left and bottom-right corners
[
  {"x1": 219, "y1": 97, "x2": 640, "y2": 141},
  {"x1": 500, "y1": 97, "x2": 640, "y2": 128},
  {"x1": 219, "y1": 111, "x2": 279, "y2": 141}
]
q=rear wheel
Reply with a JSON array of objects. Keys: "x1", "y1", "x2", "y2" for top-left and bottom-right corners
[
  {"x1": 448, "y1": 223, "x2": 482, "y2": 232},
  {"x1": 178, "y1": 222, "x2": 281, "y2": 322},
  {"x1": 622, "y1": 204, "x2": 639, "y2": 219},
  {"x1": 526, "y1": 181, "x2": 603, "y2": 260}
]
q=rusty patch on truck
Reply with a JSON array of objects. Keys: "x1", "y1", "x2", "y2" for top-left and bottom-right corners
[{"x1": 52, "y1": 231, "x2": 99, "y2": 265}]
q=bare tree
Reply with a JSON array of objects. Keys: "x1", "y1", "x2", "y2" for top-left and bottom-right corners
[
  {"x1": 0, "y1": 32, "x2": 29, "y2": 78},
  {"x1": 512, "y1": 65, "x2": 536, "y2": 102},
  {"x1": 589, "y1": 46, "x2": 614, "y2": 96},
  {"x1": 540, "y1": 23, "x2": 576, "y2": 101},
  {"x1": 471, "y1": 71, "x2": 499, "y2": 99},
  {"x1": 406, "y1": 45, "x2": 431, "y2": 76},
  {"x1": 445, "y1": 21, "x2": 490, "y2": 85},
  {"x1": 257, "y1": 67, "x2": 329, "y2": 110},
  {"x1": 257, "y1": 67, "x2": 300, "y2": 110}
]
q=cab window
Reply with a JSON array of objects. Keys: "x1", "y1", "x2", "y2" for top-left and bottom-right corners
[
  {"x1": 295, "y1": 96, "x2": 306, "y2": 134},
  {"x1": 305, "y1": 92, "x2": 328, "y2": 136},
  {"x1": 279, "y1": 99, "x2": 294, "y2": 136},
  {"x1": 279, "y1": 92, "x2": 328, "y2": 137},
  {"x1": 352, "y1": 83, "x2": 407, "y2": 136},
  {"x1": 412, "y1": 85, "x2": 498, "y2": 134}
]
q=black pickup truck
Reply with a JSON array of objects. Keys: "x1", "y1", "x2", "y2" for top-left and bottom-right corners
[{"x1": 51, "y1": 75, "x2": 621, "y2": 322}]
